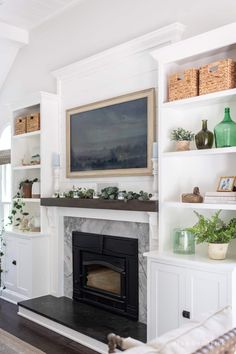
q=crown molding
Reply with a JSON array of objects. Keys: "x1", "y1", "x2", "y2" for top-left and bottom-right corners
[{"x1": 52, "y1": 22, "x2": 186, "y2": 81}]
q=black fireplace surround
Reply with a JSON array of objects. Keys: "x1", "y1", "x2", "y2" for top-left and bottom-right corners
[{"x1": 72, "y1": 231, "x2": 139, "y2": 320}]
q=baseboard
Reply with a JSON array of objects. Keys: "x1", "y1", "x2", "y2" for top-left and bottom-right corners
[
  {"x1": 0, "y1": 289, "x2": 28, "y2": 304},
  {"x1": 18, "y1": 306, "x2": 112, "y2": 354}
]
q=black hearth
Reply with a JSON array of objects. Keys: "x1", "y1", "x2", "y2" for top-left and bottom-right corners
[{"x1": 72, "y1": 231, "x2": 138, "y2": 320}]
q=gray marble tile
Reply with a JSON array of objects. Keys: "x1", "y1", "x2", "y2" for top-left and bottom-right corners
[{"x1": 64, "y1": 217, "x2": 149, "y2": 324}]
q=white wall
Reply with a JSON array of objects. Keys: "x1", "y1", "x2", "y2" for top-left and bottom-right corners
[{"x1": 1, "y1": 0, "x2": 236, "y2": 190}]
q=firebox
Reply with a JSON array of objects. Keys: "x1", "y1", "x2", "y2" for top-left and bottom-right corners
[{"x1": 72, "y1": 231, "x2": 139, "y2": 320}]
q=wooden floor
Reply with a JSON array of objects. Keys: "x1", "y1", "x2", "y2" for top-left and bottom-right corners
[{"x1": 0, "y1": 299, "x2": 99, "y2": 354}]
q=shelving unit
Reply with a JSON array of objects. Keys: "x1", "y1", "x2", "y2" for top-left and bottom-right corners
[
  {"x1": 146, "y1": 23, "x2": 236, "y2": 340},
  {"x1": 10, "y1": 92, "x2": 59, "y2": 233}
]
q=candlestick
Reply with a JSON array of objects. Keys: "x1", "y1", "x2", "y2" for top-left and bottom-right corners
[{"x1": 151, "y1": 158, "x2": 158, "y2": 201}]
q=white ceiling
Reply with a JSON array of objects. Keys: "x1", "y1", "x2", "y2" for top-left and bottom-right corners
[{"x1": 0, "y1": 0, "x2": 80, "y2": 30}]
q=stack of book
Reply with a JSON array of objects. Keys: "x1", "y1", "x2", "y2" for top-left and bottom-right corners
[{"x1": 204, "y1": 192, "x2": 236, "y2": 204}]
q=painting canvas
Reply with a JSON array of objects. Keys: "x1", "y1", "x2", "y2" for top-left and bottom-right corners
[{"x1": 66, "y1": 89, "x2": 155, "y2": 177}]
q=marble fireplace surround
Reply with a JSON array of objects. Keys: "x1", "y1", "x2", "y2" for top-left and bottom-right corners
[{"x1": 45, "y1": 207, "x2": 158, "y2": 323}]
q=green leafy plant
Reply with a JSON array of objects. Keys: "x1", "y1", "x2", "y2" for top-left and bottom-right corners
[
  {"x1": 8, "y1": 196, "x2": 29, "y2": 228},
  {"x1": 19, "y1": 178, "x2": 39, "y2": 190},
  {"x1": 171, "y1": 128, "x2": 194, "y2": 141},
  {"x1": 186, "y1": 210, "x2": 236, "y2": 244}
]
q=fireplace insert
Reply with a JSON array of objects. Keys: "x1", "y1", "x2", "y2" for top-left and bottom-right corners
[{"x1": 72, "y1": 231, "x2": 138, "y2": 320}]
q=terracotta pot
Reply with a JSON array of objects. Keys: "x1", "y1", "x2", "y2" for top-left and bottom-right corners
[
  {"x1": 176, "y1": 140, "x2": 190, "y2": 151},
  {"x1": 22, "y1": 182, "x2": 32, "y2": 198},
  {"x1": 208, "y1": 243, "x2": 229, "y2": 260}
]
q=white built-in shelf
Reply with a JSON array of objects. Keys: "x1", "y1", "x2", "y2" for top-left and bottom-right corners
[
  {"x1": 162, "y1": 147, "x2": 236, "y2": 158},
  {"x1": 162, "y1": 88, "x2": 236, "y2": 109},
  {"x1": 12, "y1": 130, "x2": 41, "y2": 139},
  {"x1": 13, "y1": 198, "x2": 40, "y2": 203},
  {"x1": 163, "y1": 201, "x2": 236, "y2": 211},
  {"x1": 5, "y1": 228, "x2": 46, "y2": 239},
  {"x1": 144, "y1": 251, "x2": 236, "y2": 269},
  {"x1": 13, "y1": 165, "x2": 41, "y2": 170}
]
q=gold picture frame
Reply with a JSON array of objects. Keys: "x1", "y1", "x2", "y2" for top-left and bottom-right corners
[
  {"x1": 66, "y1": 88, "x2": 155, "y2": 178},
  {"x1": 217, "y1": 176, "x2": 236, "y2": 192}
]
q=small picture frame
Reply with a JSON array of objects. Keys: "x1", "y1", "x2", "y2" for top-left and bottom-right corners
[{"x1": 217, "y1": 176, "x2": 235, "y2": 192}]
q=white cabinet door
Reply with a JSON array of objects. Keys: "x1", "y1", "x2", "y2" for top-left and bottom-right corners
[
  {"x1": 4, "y1": 238, "x2": 17, "y2": 292},
  {"x1": 186, "y1": 269, "x2": 229, "y2": 321},
  {"x1": 148, "y1": 261, "x2": 186, "y2": 340},
  {"x1": 16, "y1": 239, "x2": 32, "y2": 297}
]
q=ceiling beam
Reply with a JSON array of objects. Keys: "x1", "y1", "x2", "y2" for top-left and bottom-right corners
[{"x1": 0, "y1": 21, "x2": 28, "y2": 45}]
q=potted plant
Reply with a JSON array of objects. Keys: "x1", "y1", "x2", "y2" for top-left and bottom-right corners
[
  {"x1": 19, "y1": 178, "x2": 39, "y2": 198},
  {"x1": 171, "y1": 128, "x2": 194, "y2": 151},
  {"x1": 187, "y1": 210, "x2": 236, "y2": 260}
]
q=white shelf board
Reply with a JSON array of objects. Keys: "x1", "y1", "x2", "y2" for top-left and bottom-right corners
[
  {"x1": 144, "y1": 251, "x2": 236, "y2": 269},
  {"x1": 162, "y1": 88, "x2": 236, "y2": 109},
  {"x1": 13, "y1": 198, "x2": 40, "y2": 203},
  {"x1": 5, "y1": 227, "x2": 46, "y2": 239},
  {"x1": 13, "y1": 130, "x2": 41, "y2": 139},
  {"x1": 13, "y1": 165, "x2": 41, "y2": 170},
  {"x1": 162, "y1": 147, "x2": 236, "y2": 158},
  {"x1": 163, "y1": 201, "x2": 236, "y2": 210}
]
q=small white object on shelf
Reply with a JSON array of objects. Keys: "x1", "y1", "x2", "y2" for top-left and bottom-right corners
[
  {"x1": 151, "y1": 158, "x2": 158, "y2": 201},
  {"x1": 152, "y1": 142, "x2": 158, "y2": 159}
]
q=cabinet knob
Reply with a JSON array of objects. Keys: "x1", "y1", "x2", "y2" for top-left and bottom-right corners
[
  {"x1": 182, "y1": 310, "x2": 190, "y2": 319},
  {"x1": 12, "y1": 260, "x2": 17, "y2": 266}
]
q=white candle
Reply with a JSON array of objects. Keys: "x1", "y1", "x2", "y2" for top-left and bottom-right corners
[
  {"x1": 52, "y1": 153, "x2": 60, "y2": 167},
  {"x1": 152, "y1": 142, "x2": 158, "y2": 159}
]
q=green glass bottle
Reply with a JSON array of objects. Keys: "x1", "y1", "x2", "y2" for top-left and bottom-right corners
[
  {"x1": 214, "y1": 107, "x2": 236, "y2": 148},
  {"x1": 195, "y1": 120, "x2": 214, "y2": 149}
]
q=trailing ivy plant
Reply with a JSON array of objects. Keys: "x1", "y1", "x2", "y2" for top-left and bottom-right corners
[
  {"x1": 171, "y1": 128, "x2": 194, "y2": 141},
  {"x1": 186, "y1": 210, "x2": 236, "y2": 244},
  {"x1": 8, "y1": 194, "x2": 29, "y2": 228},
  {"x1": 0, "y1": 220, "x2": 5, "y2": 291}
]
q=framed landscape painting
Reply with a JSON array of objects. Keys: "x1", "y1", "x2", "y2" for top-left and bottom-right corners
[{"x1": 66, "y1": 88, "x2": 155, "y2": 178}]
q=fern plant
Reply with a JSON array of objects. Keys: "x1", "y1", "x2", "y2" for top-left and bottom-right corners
[{"x1": 186, "y1": 210, "x2": 236, "y2": 244}]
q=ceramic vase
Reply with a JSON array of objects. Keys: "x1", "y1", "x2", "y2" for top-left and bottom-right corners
[{"x1": 176, "y1": 141, "x2": 190, "y2": 151}]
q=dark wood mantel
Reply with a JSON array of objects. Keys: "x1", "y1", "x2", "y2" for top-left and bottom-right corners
[{"x1": 40, "y1": 198, "x2": 158, "y2": 212}]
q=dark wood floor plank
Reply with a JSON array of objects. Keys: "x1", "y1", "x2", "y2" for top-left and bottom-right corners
[{"x1": 0, "y1": 299, "x2": 99, "y2": 354}]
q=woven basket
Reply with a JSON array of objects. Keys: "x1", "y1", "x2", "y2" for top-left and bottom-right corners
[
  {"x1": 199, "y1": 59, "x2": 236, "y2": 95},
  {"x1": 27, "y1": 113, "x2": 40, "y2": 132},
  {"x1": 15, "y1": 117, "x2": 27, "y2": 135},
  {"x1": 168, "y1": 68, "x2": 199, "y2": 101}
]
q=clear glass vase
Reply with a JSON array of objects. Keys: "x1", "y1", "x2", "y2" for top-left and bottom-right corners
[
  {"x1": 214, "y1": 107, "x2": 236, "y2": 147},
  {"x1": 173, "y1": 229, "x2": 195, "y2": 255}
]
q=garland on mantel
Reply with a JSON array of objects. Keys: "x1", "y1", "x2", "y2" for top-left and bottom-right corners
[{"x1": 54, "y1": 186, "x2": 152, "y2": 202}]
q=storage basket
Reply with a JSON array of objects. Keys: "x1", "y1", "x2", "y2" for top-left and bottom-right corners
[
  {"x1": 27, "y1": 112, "x2": 40, "y2": 132},
  {"x1": 15, "y1": 117, "x2": 27, "y2": 135},
  {"x1": 168, "y1": 68, "x2": 199, "y2": 101},
  {"x1": 199, "y1": 59, "x2": 236, "y2": 95}
]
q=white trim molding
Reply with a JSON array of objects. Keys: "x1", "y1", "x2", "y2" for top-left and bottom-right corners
[{"x1": 52, "y1": 22, "x2": 185, "y2": 81}]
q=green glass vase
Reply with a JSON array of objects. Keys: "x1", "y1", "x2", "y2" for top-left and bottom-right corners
[
  {"x1": 173, "y1": 229, "x2": 195, "y2": 255},
  {"x1": 214, "y1": 107, "x2": 236, "y2": 148},
  {"x1": 195, "y1": 120, "x2": 214, "y2": 149}
]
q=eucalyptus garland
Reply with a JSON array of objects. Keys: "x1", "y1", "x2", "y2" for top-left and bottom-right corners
[{"x1": 56, "y1": 186, "x2": 152, "y2": 202}]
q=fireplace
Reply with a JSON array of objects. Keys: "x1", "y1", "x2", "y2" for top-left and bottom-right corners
[{"x1": 72, "y1": 231, "x2": 139, "y2": 320}]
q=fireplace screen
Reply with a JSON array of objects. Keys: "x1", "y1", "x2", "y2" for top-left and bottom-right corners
[
  {"x1": 72, "y1": 231, "x2": 138, "y2": 319},
  {"x1": 85, "y1": 264, "x2": 121, "y2": 296}
]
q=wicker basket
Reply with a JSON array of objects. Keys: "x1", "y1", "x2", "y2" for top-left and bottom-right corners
[
  {"x1": 199, "y1": 59, "x2": 236, "y2": 95},
  {"x1": 15, "y1": 117, "x2": 27, "y2": 135},
  {"x1": 168, "y1": 68, "x2": 199, "y2": 101},
  {"x1": 27, "y1": 113, "x2": 40, "y2": 132}
]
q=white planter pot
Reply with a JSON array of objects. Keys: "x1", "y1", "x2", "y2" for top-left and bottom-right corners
[
  {"x1": 176, "y1": 141, "x2": 190, "y2": 151},
  {"x1": 208, "y1": 243, "x2": 229, "y2": 260}
]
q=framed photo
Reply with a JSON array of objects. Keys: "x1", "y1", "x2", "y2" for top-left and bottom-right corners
[
  {"x1": 217, "y1": 176, "x2": 235, "y2": 192},
  {"x1": 66, "y1": 88, "x2": 155, "y2": 178}
]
